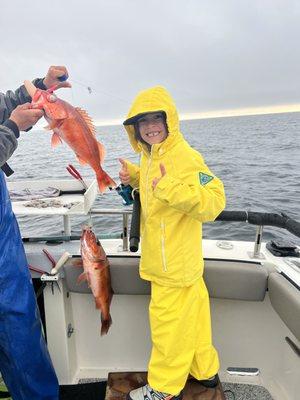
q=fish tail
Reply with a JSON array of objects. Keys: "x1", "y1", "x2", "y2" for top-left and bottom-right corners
[
  {"x1": 96, "y1": 170, "x2": 117, "y2": 193},
  {"x1": 101, "y1": 314, "x2": 112, "y2": 336}
]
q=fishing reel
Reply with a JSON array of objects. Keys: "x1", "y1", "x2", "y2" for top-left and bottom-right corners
[{"x1": 115, "y1": 184, "x2": 134, "y2": 206}]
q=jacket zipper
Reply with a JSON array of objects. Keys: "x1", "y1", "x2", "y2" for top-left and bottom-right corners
[
  {"x1": 161, "y1": 220, "x2": 167, "y2": 272},
  {"x1": 145, "y1": 149, "x2": 153, "y2": 218}
]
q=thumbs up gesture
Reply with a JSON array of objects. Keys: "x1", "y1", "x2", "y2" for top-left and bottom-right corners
[
  {"x1": 152, "y1": 163, "x2": 166, "y2": 190},
  {"x1": 119, "y1": 158, "x2": 131, "y2": 185}
]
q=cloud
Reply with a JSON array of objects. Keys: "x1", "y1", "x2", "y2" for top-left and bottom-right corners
[{"x1": 1, "y1": 0, "x2": 300, "y2": 123}]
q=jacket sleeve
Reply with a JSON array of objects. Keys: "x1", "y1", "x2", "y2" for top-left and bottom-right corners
[
  {"x1": 153, "y1": 161, "x2": 226, "y2": 222},
  {"x1": 0, "y1": 78, "x2": 47, "y2": 170},
  {"x1": 125, "y1": 160, "x2": 140, "y2": 189},
  {"x1": 0, "y1": 121, "x2": 20, "y2": 167}
]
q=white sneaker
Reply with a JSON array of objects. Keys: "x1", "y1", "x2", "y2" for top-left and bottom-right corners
[{"x1": 127, "y1": 384, "x2": 182, "y2": 400}]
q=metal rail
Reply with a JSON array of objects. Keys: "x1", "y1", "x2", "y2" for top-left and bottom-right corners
[{"x1": 25, "y1": 209, "x2": 300, "y2": 256}]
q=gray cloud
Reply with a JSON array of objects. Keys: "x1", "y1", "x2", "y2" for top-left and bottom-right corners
[{"x1": 1, "y1": 0, "x2": 300, "y2": 122}]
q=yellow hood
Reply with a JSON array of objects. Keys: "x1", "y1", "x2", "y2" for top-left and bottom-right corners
[{"x1": 123, "y1": 86, "x2": 182, "y2": 153}]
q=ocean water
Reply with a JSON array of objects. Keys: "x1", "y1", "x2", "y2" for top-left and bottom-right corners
[{"x1": 7, "y1": 112, "x2": 300, "y2": 244}]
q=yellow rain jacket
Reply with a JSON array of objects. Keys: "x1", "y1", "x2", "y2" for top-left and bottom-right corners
[{"x1": 123, "y1": 86, "x2": 225, "y2": 287}]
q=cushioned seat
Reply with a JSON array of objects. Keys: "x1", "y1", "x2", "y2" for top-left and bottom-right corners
[
  {"x1": 203, "y1": 259, "x2": 268, "y2": 301},
  {"x1": 63, "y1": 257, "x2": 268, "y2": 301},
  {"x1": 268, "y1": 272, "x2": 300, "y2": 341}
]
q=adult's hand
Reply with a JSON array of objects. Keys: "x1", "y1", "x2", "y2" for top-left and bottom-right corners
[
  {"x1": 119, "y1": 158, "x2": 131, "y2": 185},
  {"x1": 43, "y1": 65, "x2": 71, "y2": 90},
  {"x1": 10, "y1": 103, "x2": 44, "y2": 131}
]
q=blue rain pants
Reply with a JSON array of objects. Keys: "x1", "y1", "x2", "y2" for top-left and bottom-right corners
[{"x1": 0, "y1": 171, "x2": 59, "y2": 400}]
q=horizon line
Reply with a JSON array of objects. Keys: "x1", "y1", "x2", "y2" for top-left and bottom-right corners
[
  {"x1": 93, "y1": 103, "x2": 300, "y2": 126},
  {"x1": 31, "y1": 103, "x2": 300, "y2": 130}
]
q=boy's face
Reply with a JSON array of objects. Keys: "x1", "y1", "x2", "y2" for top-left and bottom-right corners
[{"x1": 137, "y1": 113, "x2": 168, "y2": 145}]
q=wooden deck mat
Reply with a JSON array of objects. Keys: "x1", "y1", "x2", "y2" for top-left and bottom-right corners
[{"x1": 105, "y1": 372, "x2": 226, "y2": 400}]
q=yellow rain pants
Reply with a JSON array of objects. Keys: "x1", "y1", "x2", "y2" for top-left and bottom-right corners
[{"x1": 147, "y1": 278, "x2": 219, "y2": 395}]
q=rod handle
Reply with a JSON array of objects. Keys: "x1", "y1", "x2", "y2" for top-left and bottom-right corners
[{"x1": 50, "y1": 251, "x2": 70, "y2": 275}]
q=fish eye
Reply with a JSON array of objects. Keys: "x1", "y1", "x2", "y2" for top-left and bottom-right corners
[{"x1": 47, "y1": 94, "x2": 57, "y2": 103}]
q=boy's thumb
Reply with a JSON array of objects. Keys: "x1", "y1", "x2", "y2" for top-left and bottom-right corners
[{"x1": 119, "y1": 158, "x2": 127, "y2": 170}]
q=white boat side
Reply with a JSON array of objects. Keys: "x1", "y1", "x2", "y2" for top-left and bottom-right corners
[
  {"x1": 24, "y1": 235, "x2": 300, "y2": 400},
  {"x1": 9, "y1": 181, "x2": 299, "y2": 400}
]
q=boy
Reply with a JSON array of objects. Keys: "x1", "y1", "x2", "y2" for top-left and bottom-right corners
[{"x1": 119, "y1": 86, "x2": 226, "y2": 400}]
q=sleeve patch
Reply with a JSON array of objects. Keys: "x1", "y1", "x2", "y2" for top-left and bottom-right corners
[{"x1": 199, "y1": 172, "x2": 214, "y2": 186}]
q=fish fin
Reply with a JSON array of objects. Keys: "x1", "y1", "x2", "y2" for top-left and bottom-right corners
[
  {"x1": 97, "y1": 141, "x2": 106, "y2": 161},
  {"x1": 96, "y1": 170, "x2": 117, "y2": 193},
  {"x1": 75, "y1": 107, "x2": 97, "y2": 136},
  {"x1": 72, "y1": 259, "x2": 83, "y2": 268},
  {"x1": 101, "y1": 314, "x2": 112, "y2": 336},
  {"x1": 77, "y1": 272, "x2": 87, "y2": 284},
  {"x1": 51, "y1": 132, "x2": 63, "y2": 148},
  {"x1": 76, "y1": 154, "x2": 88, "y2": 166},
  {"x1": 44, "y1": 120, "x2": 57, "y2": 130},
  {"x1": 93, "y1": 259, "x2": 106, "y2": 268},
  {"x1": 95, "y1": 297, "x2": 102, "y2": 310}
]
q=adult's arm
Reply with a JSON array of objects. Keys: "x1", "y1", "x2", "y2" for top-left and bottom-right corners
[
  {"x1": 0, "y1": 79, "x2": 46, "y2": 175},
  {"x1": 0, "y1": 78, "x2": 46, "y2": 124},
  {"x1": 0, "y1": 121, "x2": 19, "y2": 168}
]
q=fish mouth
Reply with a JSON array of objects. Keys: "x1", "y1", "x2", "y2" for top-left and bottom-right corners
[
  {"x1": 81, "y1": 225, "x2": 93, "y2": 237},
  {"x1": 24, "y1": 80, "x2": 36, "y2": 97},
  {"x1": 82, "y1": 224, "x2": 93, "y2": 231},
  {"x1": 81, "y1": 224, "x2": 93, "y2": 238}
]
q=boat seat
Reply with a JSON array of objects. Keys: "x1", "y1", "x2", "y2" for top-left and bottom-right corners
[
  {"x1": 268, "y1": 272, "x2": 300, "y2": 341},
  {"x1": 63, "y1": 257, "x2": 148, "y2": 295},
  {"x1": 203, "y1": 259, "x2": 268, "y2": 301},
  {"x1": 63, "y1": 257, "x2": 268, "y2": 301}
]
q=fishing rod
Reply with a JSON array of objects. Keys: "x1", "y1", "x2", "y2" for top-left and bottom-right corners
[{"x1": 129, "y1": 190, "x2": 140, "y2": 252}]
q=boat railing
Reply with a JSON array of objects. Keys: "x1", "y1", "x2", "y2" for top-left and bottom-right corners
[
  {"x1": 23, "y1": 209, "x2": 300, "y2": 258},
  {"x1": 91, "y1": 208, "x2": 132, "y2": 251},
  {"x1": 216, "y1": 211, "x2": 300, "y2": 258}
]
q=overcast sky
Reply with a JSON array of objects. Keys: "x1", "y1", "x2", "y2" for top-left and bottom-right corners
[{"x1": 1, "y1": 0, "x2": 300, "y2": 124}]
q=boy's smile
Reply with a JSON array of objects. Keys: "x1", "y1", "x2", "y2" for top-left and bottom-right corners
[
  {"x1": 145, "y1": 131, "x2": 160, "y2": 138},
  {"x1": 137, "y1": 113, "x2": 168, "y2": 145}
]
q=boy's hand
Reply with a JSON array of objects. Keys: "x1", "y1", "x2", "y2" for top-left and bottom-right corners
[
  {"x1": 43, "y1": 66, "x2": 71, "y2": 90},
  {"x1": 119, "y1": 158, "x2": 131, "y2": 185},
  {"x1": 152, "y1": 163, "x2": 166, "y2": 190},
  {"x1": 10, "y1": 103, "x2": 44, "y2": 131}
]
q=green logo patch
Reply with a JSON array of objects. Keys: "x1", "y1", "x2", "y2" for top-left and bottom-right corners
[{"x1": 199, "y1": 172, "x2": 214, "y2": 186}]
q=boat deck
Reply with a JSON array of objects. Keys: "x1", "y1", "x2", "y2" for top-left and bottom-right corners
[{"x1": 105, "y1": 372, "x2": 226, "y2": 400}]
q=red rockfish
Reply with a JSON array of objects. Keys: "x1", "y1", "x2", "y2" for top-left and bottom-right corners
[
  {"x1": 80, "y1": 226, "x2": 113, "y2": 335},
  {"x1": 24, "y1": 80, "x2": 116, "y2": 193}
]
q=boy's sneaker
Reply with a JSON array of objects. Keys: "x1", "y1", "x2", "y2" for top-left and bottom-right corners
[
  {"x1": 127, "y1": 384, "x2": 183, "y2": 400},
  {"x1": 189, "y1": 374, "x2": 219, "y2": 388}
]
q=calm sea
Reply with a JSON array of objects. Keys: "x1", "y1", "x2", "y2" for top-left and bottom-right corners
[{"x1": 7, "y1": 112, "x2": 300, "y2": 244}]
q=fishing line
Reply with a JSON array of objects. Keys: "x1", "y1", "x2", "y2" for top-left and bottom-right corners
[
  {"x1": 88, "y1": 209, "x2": 93, "y2": 228},
  {"x1": 70, "y1": 78, "x2": 129, "y2": 103},
  {"x1": 70, "y1": 85, "x2": 76, "y2": 103}
]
